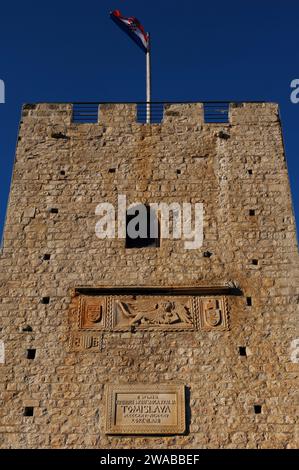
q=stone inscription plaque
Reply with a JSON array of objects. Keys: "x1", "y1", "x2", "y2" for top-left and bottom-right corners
[{"x1": 105, "y1": 384, "x2": 186, "y2": 435}]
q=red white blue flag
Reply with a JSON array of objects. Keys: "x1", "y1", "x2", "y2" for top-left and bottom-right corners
[{"x1": 110, "y1": 10, "x2": 149, "y2": 53}]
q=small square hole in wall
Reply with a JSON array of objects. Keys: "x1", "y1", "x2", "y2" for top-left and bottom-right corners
[
  {"x1": 217, "y1": 131, "x2": 230, "y2": 140},
  {"x1": 24, "y1": 407, "x2": 34, "y2": 417},
  {"x1": 49, "y1": 208, "x2": 58, "y2": 214},
  {"x1": 51, "y1": 132, "x2": 68, "y2": 140},
  {"x1": 203, "y1": 251, "x2": 213, "y2": 258},
  {"x1": 60, "y1": 170, "x2": 66, "y2": 176},
  {"x1": 249, "y1": 209, "x2": 255, "y2": 216},
  {"x1": 41, "y1": 297, "x2": 50, "y2": 304},
  {"x1": 246, "y1": 297, "x2": 252, "y2": 306},
  {"x1": 22, "y1": 325, "x2": 32, "y2": 332},
  {"x1": 248, "y1": 169, "x2": 253, "y2": 175},
  {"x1": 43, "y1": 254, "x2": 51, "y2": 261},
  {"x1": 176, "y1": 169, "x2": 181, "y2": 174},
  {"x1": 239, "y1": 347, "x2": 247, "y2": 356},
  {"x1": 27, "y1": 349, "x2": 36, "y2": 360},
  {"x1": 108, "y1": 168, "x2": 116, "y2": 173},
  {"x1": 252, "y1": 259, "x2": 258, "y2": 266},
  {"x1": 254, "y1": 405, "x2": 262, "y2": 414}
]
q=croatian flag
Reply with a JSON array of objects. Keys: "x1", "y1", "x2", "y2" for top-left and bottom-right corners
[{"x1": 110, "y1": 10, "x2": 149, "y2": 53}]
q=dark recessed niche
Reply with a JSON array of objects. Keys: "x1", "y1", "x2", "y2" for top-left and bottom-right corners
[
  {"x1": 249, "y1": 209, "x2": 255, "y2": 216},
  {"x1": 27, "y1": 349, "x2": 36, "y2": 360},
  {"x1": 60, "y1": 170, "x2": 66, "y2": 176},
  {"x1": 203, "y1": 251, "x2": 213, "y2": 258},
  {"x1": 126, "y1": 205, "x2": 160, "y2": 249},
  {"x1": 49, "y1": 208, "x2": 58, "y2": 214},
  {"x1": 239, "y1": 347, "x2": 247, "y2": 357},
  {"x1": 43, "y1": 254, "x2": 51, "y2": 261},
  {"x1": 254, "y1": 405, "x2": 262, "y2": 414},
  {"x1": 218, "y1": 131, "x2": 230, "y2": 140},
  {"x1": 246, "y1": 297, "x2": 252, "y2": 306},
  {"x1": 22, "y1": 325, "x2": 33, "y2": 332},
  {"x1": 176, "y1": 169, "x2": 181, "y2": 174},
  {"x1": 24, "y1": 407, "x2": 34, "y2": 417},
  {"x1": 51, "y1": 132, "x2": 68, "y2": 140},
  {"x1": 252, "y1": 259, "x2": 258, "y2": 266},
  {"x1": 248, "y1": 169, "x2": 253, "y2": 175},
  {"x1": 108, "y1": 168, "x2": 116, "y2": 173},
  {"x1": 23, "y1": 104, "x2": 36, "y2": 110},
  {"x1": 41, "y1": 297, "x2": 50, "y2": 305}
]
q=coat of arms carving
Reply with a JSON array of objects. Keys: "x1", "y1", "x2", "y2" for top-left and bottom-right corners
[{"x1": 199, "y1": 297, "x2": 228, "y2": 331}]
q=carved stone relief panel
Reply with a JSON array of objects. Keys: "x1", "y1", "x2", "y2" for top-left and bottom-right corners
[
  {"x1": 111, "y1": 296, "x2": 195, "y2": 331},
  {"x1": 68, "y1": 290, "x2": 230, "y2": 351},
  {"x1": 69, "y1": 332, "x2": 103, "y2": 351}
]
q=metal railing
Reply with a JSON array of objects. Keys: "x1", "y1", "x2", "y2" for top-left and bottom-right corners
[
  {"x1": 72, "y1": 102, "x2": 230, "y2": 124},
  {"x1": 72, "y1": 103, "x2": 99, "y2": 123},
  {"x1": 136, "y1": 103, "x2": 164, "y2": 124},
  {"x1": 203, "y1": 102, "x2": 229, "y2": 123}
]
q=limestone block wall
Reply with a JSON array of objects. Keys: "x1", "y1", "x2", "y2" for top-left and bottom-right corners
[{"x1": 0, "y1": 102, "x2": 298, "y2": 448}]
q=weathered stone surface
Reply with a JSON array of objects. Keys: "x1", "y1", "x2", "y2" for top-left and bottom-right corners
[
  {"x1": 0, "y1": 341, "x2": 4, "y2": 364},
  {"x1": 0, "y1": 102, "x2": 298, "y2": 448}
]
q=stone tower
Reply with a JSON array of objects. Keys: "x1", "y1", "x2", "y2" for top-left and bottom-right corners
[{"x1": 0, "y1": 102, "x2": 298, "y2": 448}]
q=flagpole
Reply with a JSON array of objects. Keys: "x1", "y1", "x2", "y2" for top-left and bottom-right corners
[{"x1": 146, "y1": 33, "x2": 151, "y2": 124}]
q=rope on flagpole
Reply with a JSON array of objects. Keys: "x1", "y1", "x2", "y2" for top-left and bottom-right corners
[{"x1": 146, "y1": 33, "x2": 151, "y2": 124}]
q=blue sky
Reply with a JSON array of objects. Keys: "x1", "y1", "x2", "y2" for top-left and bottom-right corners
[{"x1": 0, "y1": 0, "x2": 298, "y2": 241}]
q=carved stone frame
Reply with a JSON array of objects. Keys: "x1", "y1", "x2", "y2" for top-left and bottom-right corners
[{"x1": 68, "y1": 286, "x2": 238, "y2": 351}]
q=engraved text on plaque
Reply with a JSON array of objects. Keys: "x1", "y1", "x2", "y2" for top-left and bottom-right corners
[{"x1": 105, "y1": 384, "x2": 186, "y2": 435}]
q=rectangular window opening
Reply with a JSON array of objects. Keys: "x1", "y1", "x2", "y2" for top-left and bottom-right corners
[{"x1": 126, "y1": 205, "x2": 160, "y2": 249}]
